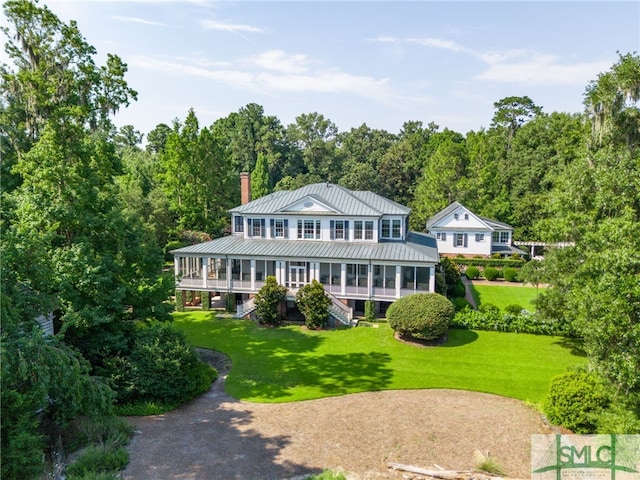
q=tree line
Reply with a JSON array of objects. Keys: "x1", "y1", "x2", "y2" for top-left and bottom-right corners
[{"x1": 1, "y1": 0, "x2": 638, "y2": 476}]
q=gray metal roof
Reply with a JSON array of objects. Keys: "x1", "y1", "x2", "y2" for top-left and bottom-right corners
[
  {"x1": 172, "y1": 232, "x2": 438, "y2": 264},
  {"x1": 426, "y1": 202, "x2": 513, "y2": 230},
  {"x1": 229, "y1": 183, "x2": 410, "y2": 217}
]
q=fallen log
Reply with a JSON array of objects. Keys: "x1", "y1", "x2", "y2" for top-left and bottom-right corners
[{"x1": 387, "y1": 463, "x2": 528, "y2": 480}]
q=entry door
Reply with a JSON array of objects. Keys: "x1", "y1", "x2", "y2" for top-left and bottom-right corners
[{"x1": 289, "y1": 264, "x2": 307, "y2": 289}]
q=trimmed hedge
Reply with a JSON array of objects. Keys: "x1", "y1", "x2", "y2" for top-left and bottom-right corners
[
  {"x1": 503, "y1": 267, "x2": 519, "y2": 282},
  {"x1": 453, "y1": 258, "x2": 525, "y2": 268},
  {"x1": 483, "y1": 267, "x2": 500, "y2": 281},
  {"x1": 545, "y1": 371, "x2": 609, "y2": 433},
  {"x1": 452, "y1": 308, "x2": 570, "y2": 336},
  {"x1": 387, "y1": 293, "x2": 454, "y2": 341},
  {"x1": 465, "y1": 266, "x2": 480, "y2": 279}
]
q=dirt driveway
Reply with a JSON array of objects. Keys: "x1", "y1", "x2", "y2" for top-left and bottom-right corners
[{"x1": 123, "y1": 350, "x2": 552, "y2": 480}]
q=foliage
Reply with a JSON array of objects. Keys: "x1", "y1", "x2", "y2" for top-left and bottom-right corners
[
  {"x1": 596, "y1": 395, "x2": 640, "y2": 434},
  {"x1": 449, "y1": 279, "x2": 466, "y2": 298},
  {"x1": 518, "y1": 259, "x2": 543, "y2": 287},
  {"x1": 101, "y1": 322, "x2": 217, "y2": 405},
  {"x1": 452, "y1": 297, "x2": 472, "y2": 312},
  {"x1": 251, "y1": 152, "x2": 271, "y2": 199},
  {"x1": 304, "y1": 470, "x2": 348, "y2": 480},
  {"x1": 225, "y1": 293, "x2": 236, "y2": 313},
  {"x1": 113, "y1": 400, "x2": 177, "y2": 416},
  {"x1": 387, "y1": 293, "x2": 454, "y2": 341},
  {"x1": 439, "y1": 257, "x2": 462, "y2": 296},
  {"x1": 296, "y1": 279, "x2": 331, "y2": 329},
  {"x1": 452, "y1": 308, "x2": 569, "y2": 336},
  {"x1": 482, "y1": 267, "x2": 500, "y2": 281},
  {"x1": 65, "y1": 445, "x2": 129, "y2": 477},
  {"x1": 453, "y1": 257, "x2": 525, "y2": 268},
  {"x1": 465, "y1": 266, "x2": 480, "y2": 279},
  {"x1": 475, "y1": 452, "x2": 507, "y2": 476},
  {"x1": 65, "y1": 416, "x2": 133, "y2": 452},
  {"x1": 545, "y1": 370, "x2": 609, "y2": 433},
  {"x1": 504, "y1": 304, "x2": 524, "y2": 315},
  {"x1": 255, "y1": 276, "x2": 287, "y2": 325},
  {"x1": 364, "y1": 300, "x2": 375, "y2": 322},
  {"x1": 174, "y1": 312, "x2": 585, "y2": 403},
  {"x1": 503, "y1": 267, "x2": 519, "y2": 282}
]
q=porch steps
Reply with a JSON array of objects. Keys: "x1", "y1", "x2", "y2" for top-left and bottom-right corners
[{"x1": 234, "y1": 297, "x2": 256, "y2": 318}]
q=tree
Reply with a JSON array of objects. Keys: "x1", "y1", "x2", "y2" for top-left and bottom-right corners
[
  {"x1": 251, "y1": 152, "x2": 271, "y2": 199},
  {"x1": 146, "y1": 122, "x2": 172, "y2": 154},
  {"x1": 491, "y1": 95, "x2": 542, "y2": 144},
  {"x1": 295, "y1": 279, "x2": 331, "y2": 329},
  {"x1": 254, "y1": 276, "x2": 287, "y2": 325}
]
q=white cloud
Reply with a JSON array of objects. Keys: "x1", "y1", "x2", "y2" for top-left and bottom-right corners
[
  {"x1": 246, "y1": 50, "x2": 311, "y2": 74},
  {"x1": 111, "y1": 15, "x2": 167, "y2": 26},
  {"x1": 407, "y1": 37, "x2": 467, "y2": 53},
  {"x1": 200, "y1": 19, "x2": 263, "y2": 33},
  {"x1": 366, "y1": 36, "x2": 397, "y2": 43}
]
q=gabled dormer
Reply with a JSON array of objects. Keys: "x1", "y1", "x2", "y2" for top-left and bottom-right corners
[{"x1": 276, "y1": 194, "x2": 341, "y2": 214}]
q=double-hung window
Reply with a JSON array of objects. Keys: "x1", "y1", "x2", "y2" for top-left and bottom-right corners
[
  {"x1": 247, "y1": 218, "x2": 265, "y2": 237},
  {"x1": 330, "y1": 220, "x2": 348, "y2": 240},
  {"x1": 270, "y1": 219, "x2": 288, "y2": 238},
  {"x1": 297, "y1": 219, "x2": 321, "y2": 239},
  {"x1": 234, "y1": 215, "x2": 243, "y2": 233},
  {"x1": 455, "y1": 233, "x2": 467, "y2": 247},
  {"x1": 364, "y1": 221, "x2": 374, "y2": 240},
  {"x1": 475, "y1": 233, "x2": 484, "y2": 242},
  {"x1": 500, "y1": 231, "x2": 510, "y2": 243},
  {"x1": 437, "y1": 232, "x2": 447, "y2": 241},
  {"x1": 354, "y1": 221, "x2": 363, "y2": 240},
  {"x1": 381, "y1": 220, "x2": 391, "y2": 238},
  {"x1": 392, "y1": 219, "x2": 401, "y2": 238}
]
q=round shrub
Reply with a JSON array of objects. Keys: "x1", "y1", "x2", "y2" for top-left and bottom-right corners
[
  {"x1": 504, "y1": 303, "x2": 524, "y2": 315},
  {"x1": 483, "y1": 267, "x2": 500, "y2": 281},
  {"x1": 387, "y1": 293, "x2": 454, "y2": 341},
  {"x1": 545, "y1": 370, "x2": 609, "y2": 433},
  {"x1": 503, "y1": 267, "x2": 519, "y2": 282},
  {"x1": 465, "y1": 266, "x2": 480, "y2": 279}
]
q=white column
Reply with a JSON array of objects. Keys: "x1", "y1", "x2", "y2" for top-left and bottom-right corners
[
  {"x1": 250, "y1": 259, "x2": 256, "y2": 290},
  {"x1": 226, "y1": 258, "x2": 232, "y2": 292},
  {"x1": 174, "y1": 256, "x2": 180, "y2": 278},
  {"x1": 341, "y1": 263, "x2": 346, "y2": 296},
  {"x1": 395, "y1": 265, "x2": 401, "y2": 298},
  {"x1": 202, "y1": 257, "x2": 207, "y2": 288},
  {"x1": 367, "y1": 262, "x2": 373, "y2": 298},
  {"x1": 429, "y1": 266, "x2": 436, "y2": 292}
]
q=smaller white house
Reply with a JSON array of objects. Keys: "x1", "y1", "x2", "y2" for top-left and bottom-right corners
[{"x1": 426, "y1": 202, "x2": 526, "y2": 258}]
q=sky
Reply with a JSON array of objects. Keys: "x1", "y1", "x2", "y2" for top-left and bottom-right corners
[{"x1": 2, "y1": 1, "x2": 639, "y2": 138}]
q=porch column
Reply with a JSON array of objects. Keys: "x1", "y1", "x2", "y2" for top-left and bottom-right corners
[
  {"x1": 395, "y1": 265, "x2": 401, "y2": 298},
  {"x1": 202, "y1": 257, "x2": 207, "y2": 288},
  {"x1": 226, "y1": 257, "x2": 232, "y2": 291},
  {"x1": 367, "y1": 262, "x2": 373, "y2": 299},
  {"x1": 250, "y1": 259, "x2": 256, "y2": 290},
  {"x1": 340, "y1": 263, "x2": 346, "y2": 296},
  {"x1": 174, "y1": 256, "x2": 180, "y2": 278},
  {"x1": 429, "y1": 266, "x2": 435, "y2": 293}
]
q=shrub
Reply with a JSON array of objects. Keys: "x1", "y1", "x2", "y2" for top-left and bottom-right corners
[
  {"x1": 452, "y1": 308, "x2": 560, "y2": 335},
  {"x1": 387, "y1": 293, "x2": 454, "y2": 341},
  {"x1": 255, "y1": 276, "x2": 287, "y2": 325},
  {"x1": 67, "y1": 416, "x2": 133, "y2": 452},
  {"x1": 364, "y1": 300, "x2": 375, "y2": 322},
  {"x1": 440, "y1": 258, "x2": 461, "y2": 295},
  {"x1": 65, "y1": 445, "x2": 129, "y2": 477},
  {"x1": 504, "y1": 303, "x2": 524, "y2": 315},
  {"x1": 452, "y1": 297, "x2": 472, "y2": 312},
  {"x1": 491, "y1": 253, "x2": 502, "y2": 259},
  {"x1": 545, "y1": 370, "x2": 609, "y2": 433},
  {"x1": 105, "y1": 322, "x2": 217, "y2": 405},
  {"x1": 296, "y1": 280, "x2": 331, "y2": 329},
  {"x1": 449, "y1": 280, "x2": 466, "y2": 299},
  {"x1": 434, "y1": 272, "x2": 446, "y2": 295},
  {"x1": 503, "y1": 267, "x2": 519, "y2": 282},
  {"x1": 465, "y1": 266, "x2": 480, "y2": 279},
  {"x1": 483, "y1": 267, "x2": 500, "y2": 281},
  {"x1": 225, "y1": 293, "x2": 236, "y2": 313}
]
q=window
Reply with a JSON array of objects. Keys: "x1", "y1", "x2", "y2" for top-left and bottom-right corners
[
  {"x1": 454, "y1": 213, "x2": 459, "y2": 220},
  {"x1": 354, "y1": 221, "x2": 363, "y2": 240},
  {"x1": 464, "y1": 214, "x2": 469, "y2": 220},
  {"x1": 332, "y1": 220, "x2": 345, "y2": 239},
  {"x1": 475, "y1": 233, "x2": 484, "y2": 242},
  {"x1": 500, "y1": 231, "x2": 509, "y2": 243},
  {"x1": 247, "y1": 218, "x2": 265, "y2": 237},
  {"x1": 392, "y1": 219, "x2": 401, "y2": 238},
  {"x1": 381, "y1": 219, "x2": 390, "y2": 238},
  {"x1": 234, "y1": 215, "x2": 243, "y2": 233},
  {"x1": 365, "y1": 221, "x2": 374, "y2": 240},
  {"x1": 297, "y1": 219, "x2": 321, "y2": 239},
  {"x1": 271, "y1": 219, "x2": 287, "y2": 238},
  {"x1": 436, "y1": 232, "x2": 447, "y2": 241},
  {"x1": 455, "y1": 233, "x2": 466, "y2": 247}
]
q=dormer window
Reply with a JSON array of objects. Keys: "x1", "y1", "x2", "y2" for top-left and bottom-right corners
[
  {"x1": 247, "y1": 218, "x2": 265, "y2": 238},
  {"x1": 330, "y1": 220, "x2": 348, "y2": 240},
  {"x1": 234, "y1": 215, "x2": 243, "y2": 233},
  {"x1": 454, "y1": 213, "x2": 459, "y2": 220},
  {"x1": 464, "y1": 214, "x2": 469, "y2": 220}
]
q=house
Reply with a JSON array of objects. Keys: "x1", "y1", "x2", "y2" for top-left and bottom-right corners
[
  {"x1": 171, "y1": 174, "x2": 439, "y2": 325},
  {"x1": 426, "y1": 202, "x2": 526, "y2": 258}
]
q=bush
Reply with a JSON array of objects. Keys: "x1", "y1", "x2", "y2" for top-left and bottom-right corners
[
  {"x1": 65, "y1": 445, "x2": 129, "y2": 477},
  {"x1": 255, "y1": 276, "x2": 287, "y2": 325},
  {"x1": 504, "y1": 303, "x2": 524, "y2": 315},
  {"x1": 364, "y1": 300, "x2": 375, "y2": 322},
  {"x1": 452, "y1": 308, "x2": 560, "y2": 335},
  {"x1": 483, "y1": 267, "x2": 500, "y2": 281},
  {"x1": 225, "y1": 293, "x2": 236, "y2": 313},
  {"x1": 503, "y1": 267, "x2": 519, "y2": 282},
  {"x1": 104, "y1": 322, "x2": 217, "y2": 405},
  {"x1": 545, "y1": 371, "x2": 609, "y2": 433},
  {"x1": 440, "y1": 258, "x2": 461, "y2": 296},
  {"x1": 387, "y1": 293, "x2": 454, "y2": 341},
  {"x1": 66, "y1": 416, "x2": 132, "y2": 452},
  {"x1": 465, "y1": 266, "x2": 480, "y2": 279},
  {"x1": 449, "y1": 280, "x2": 466, "y2": 299},
  {"x1": 452, "y1": 297, "x2": 472, "y2": 312},
  {"x1": 296, "y1": 280, "x2": 331, "y2": 329}
]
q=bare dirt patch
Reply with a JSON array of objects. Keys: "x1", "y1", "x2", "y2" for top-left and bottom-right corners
[{"x1": 123, "y1": 349, "x2": 552, "y2": 480}]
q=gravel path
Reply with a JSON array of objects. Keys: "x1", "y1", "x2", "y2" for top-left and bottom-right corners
[{"x1": 123, "y1": 350, "x2": 552, "y2": 480}]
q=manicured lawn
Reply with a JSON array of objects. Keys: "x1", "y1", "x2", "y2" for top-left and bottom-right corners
[
  {"x1": 470, "y1": 283, "x2": 541, "y2": 311},
  {"x1": 174, "y1": 312, "x2": 585, "y2": 404}
]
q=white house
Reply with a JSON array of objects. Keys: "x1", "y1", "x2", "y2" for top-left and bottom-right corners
[
  {"x1": 426, "y1": 202, "x2": 526, "y2": 258},
  {"x1": 171, "y1": 175, "x2": 439, "y2": 324}
]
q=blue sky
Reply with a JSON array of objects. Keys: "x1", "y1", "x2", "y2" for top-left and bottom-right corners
[{"x1": 4, "y1": 1, "x2": 639, "y2": 137}]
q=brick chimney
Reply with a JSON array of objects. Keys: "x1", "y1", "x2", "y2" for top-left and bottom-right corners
[{"x1": 240, "y1": 172, "x2": 251, "y2": 205}]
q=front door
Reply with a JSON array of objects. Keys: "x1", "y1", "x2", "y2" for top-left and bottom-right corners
[{"x1": 289, "y1": 263, "x2": 307, "y2": 289}]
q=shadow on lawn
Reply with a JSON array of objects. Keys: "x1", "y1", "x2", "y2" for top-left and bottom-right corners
[
  {"x1": 442, "y1": 328, "x2": 479, "y2": 347},
  {"x1": 552, "y1": 337, "x2": 587, "y2": 357}
]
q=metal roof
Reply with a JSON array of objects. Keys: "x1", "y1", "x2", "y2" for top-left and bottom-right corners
[
  {"x1": 172, "y1": 232, "x2": 438, "y2": 264},
  {"x1": 426, "y1": 201, "x2": 513, "y2": 230},
  {"x1": 229, "y1": 183, "x2": 410, "y2": 217}
]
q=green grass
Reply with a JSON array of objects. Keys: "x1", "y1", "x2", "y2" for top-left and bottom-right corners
[
  {"x1": 174, "y1": 312, "x2": 585, "y2": 404},
  {"x1": 470, "y1": 283, "x2": 541, "y2": 311}
]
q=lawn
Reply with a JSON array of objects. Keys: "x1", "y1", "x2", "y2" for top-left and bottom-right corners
[
  {"x1": 174, "y1": 312, "x2": 585, "y2": 404},
  {"x1": 469, "y1": 283, "x2": 541, "y2": 311}
]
